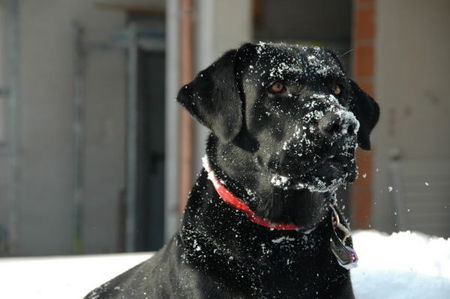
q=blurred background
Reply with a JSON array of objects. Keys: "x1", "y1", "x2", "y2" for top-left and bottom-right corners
[{"x1": 0, "y1": 0, "x2": 448, "y2": 257}]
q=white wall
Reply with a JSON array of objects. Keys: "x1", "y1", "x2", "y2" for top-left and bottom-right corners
[
  {"x1": 0, "y1": 0, "x2": 128, "y2": 255},
  {"x1": 0, "y1": 5, "x2": 6, "y2": 145},
  {"x1": 373, "y1": 0, "x2": 450, "y2": 233}
]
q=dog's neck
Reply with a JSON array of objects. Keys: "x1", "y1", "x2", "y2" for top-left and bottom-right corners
[
  {"x1": 205, "y1": 134, "x2": 333, "y2": 230},
  {"x1": 202, "y1": 154, "x2": 302, "y2": 230}
]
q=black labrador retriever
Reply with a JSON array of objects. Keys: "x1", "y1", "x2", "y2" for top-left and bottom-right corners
[{"x1": 86, "y1": 42, "x2": 379, "y2": 299}]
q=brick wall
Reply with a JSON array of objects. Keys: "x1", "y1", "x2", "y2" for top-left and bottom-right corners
[{"x1": 351, "y1": 0, "x2": 376, "y2": 229}]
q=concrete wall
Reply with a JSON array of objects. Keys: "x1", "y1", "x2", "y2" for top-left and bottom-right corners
[
  {"x1": 0, "y1": 6, "x2": 5, "y2": 144},
  {"x1": 373, "y1": 0, "x2": 450, "y2": 232},
  {"x1": 0, "y1": 0, "x2": 128, "y2": 256},
  {"x1": 0, "y1": 3, "x2": 8, "y2": 252}
]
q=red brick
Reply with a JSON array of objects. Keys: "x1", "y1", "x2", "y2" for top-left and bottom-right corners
[
  {"x1": 352, "y1": 189, "x2": 372, "y2": 229},
  {"x1": 354, "y1": 80, "x2": 374, "y2": 97},
  {"x1": 355, "y1": 45, "x2": 374, "y2": 77},
  {"x1": 355, "y1": 6, "x2": 375, "y2": 40},
  {"x1": 356, "y1": 0, "x2": 375, "y2": 4}
]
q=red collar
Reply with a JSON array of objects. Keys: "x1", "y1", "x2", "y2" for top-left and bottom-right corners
[{"x1": 202, "y1": 156, "x2": 299, "y2": 231}]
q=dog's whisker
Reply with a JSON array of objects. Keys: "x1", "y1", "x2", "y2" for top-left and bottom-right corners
[{"x1": 340, "y1": 48, "x2": 354, "y2": 58}]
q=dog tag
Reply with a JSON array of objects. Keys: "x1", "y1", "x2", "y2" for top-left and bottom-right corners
[
  {"x1": 329, "y1": 206, "x2": 358, "y2": 270},
  {"x1": 330, "y1": 234, "x2": 358, "y2": 270}
]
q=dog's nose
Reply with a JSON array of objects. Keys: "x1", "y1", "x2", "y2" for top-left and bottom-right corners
[{"x1": 318, "y1": 111, "x2": 359, "y2": 137}]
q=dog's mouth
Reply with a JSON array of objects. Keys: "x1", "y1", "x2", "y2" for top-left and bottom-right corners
[{"x1": 269, "y1": 154, "x2": 356, "y2": 192}]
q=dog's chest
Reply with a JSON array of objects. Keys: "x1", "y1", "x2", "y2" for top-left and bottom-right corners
[{"x1": 180, "y1": 223, "x2": 339, "y2": 298}]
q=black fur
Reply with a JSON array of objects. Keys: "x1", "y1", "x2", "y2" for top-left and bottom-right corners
[
  {"x1": 85, "y1": 42, "x2": 379, "y2": 299},
  {"x1": 348, "y1": 80, "x2": 379, "y2": 150},
  {"x1": 178, "y1": 49, "x2": 243, "y2": 143}
]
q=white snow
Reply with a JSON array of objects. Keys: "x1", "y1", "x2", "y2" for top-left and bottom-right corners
[
  {"x1": 271, "y1": 236, "x2": 296, "y2": 244},
  {"x1": 335, "y1": 109, "x2": 361, "y2": 134},
  {"x1": 306, "y1": 54, "x2": 332, "y2": 76},
  {"x1": 0, "y1": 252, "x2": 152, "y2": 299},
  {"x1": 0, "y1": 231, "x2": 449, "y2": 299},
  {"x1": 352, "y1": 230, "x2": 450, "y2": 299},
  {"x1": 270, "y1": 174, "x2": 290, "y2": 186}
]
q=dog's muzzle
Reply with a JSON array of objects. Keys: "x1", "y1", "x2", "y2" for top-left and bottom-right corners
[{"x1": 268, "y1": 108, "x2": 359, "y2": 191}]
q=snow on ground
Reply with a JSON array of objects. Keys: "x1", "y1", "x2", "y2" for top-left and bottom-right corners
[
  {"x1": 352, "y1": 230, "x2": 450, "y2": 299},
  {"x1": 0, "y1": 230, "x2": 449, "y2": 299},
  {"x1": 0, "y1": 252, "x2": 153, "y2": 299}
]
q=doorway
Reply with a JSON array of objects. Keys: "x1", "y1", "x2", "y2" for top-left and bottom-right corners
[{"x1": 126, "y1": 14, "x2": 166, "y2": 251}]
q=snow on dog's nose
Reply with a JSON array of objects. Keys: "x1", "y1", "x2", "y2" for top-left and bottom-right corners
[{"x1": 318, "y1": 110, "x2": 360, "y2": 138}]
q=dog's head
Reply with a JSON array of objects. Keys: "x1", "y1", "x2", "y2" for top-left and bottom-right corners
[{"x1": 178, "y1": 42, "x2": 379, "y2": 230}]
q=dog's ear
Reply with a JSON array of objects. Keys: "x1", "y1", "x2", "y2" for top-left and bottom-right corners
[
  {"x1": 177, "y1": 49, "x2": 242, "y2": 143},
  {"x1": 349, "y1": 80, "x2": 380, "y2": 150}
]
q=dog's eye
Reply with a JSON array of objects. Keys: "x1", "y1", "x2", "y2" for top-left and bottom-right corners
[
  {"x1": 269, "y1": 82, "x2": 286, "y2": 94},
  {"x1": 331, "y1": 83, "x2": 342, "y2": 96}
]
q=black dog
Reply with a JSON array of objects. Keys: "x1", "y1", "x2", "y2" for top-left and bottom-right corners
[{"x1": 86, "y1": 42, "x2": 379, "y2": 299}]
